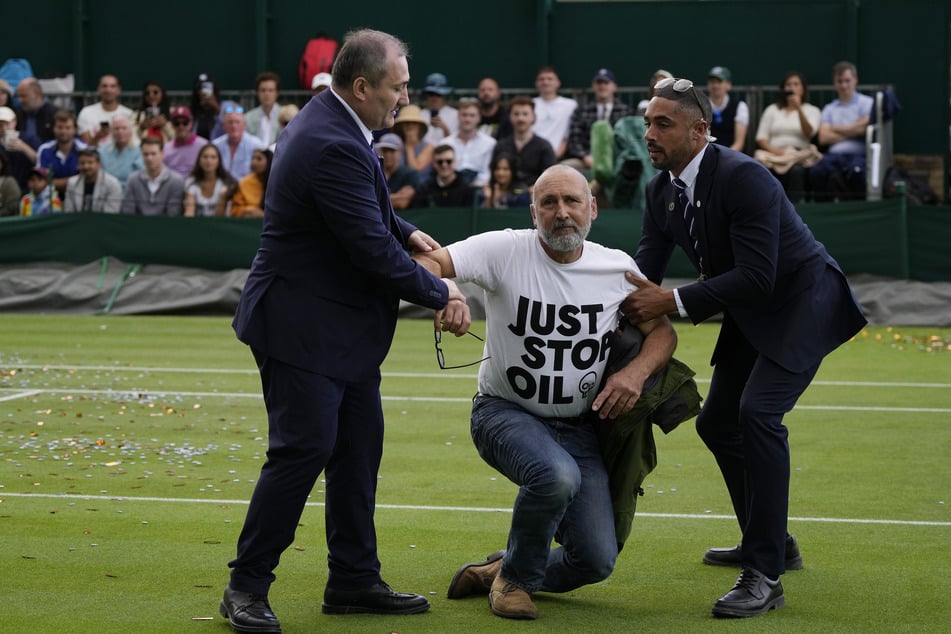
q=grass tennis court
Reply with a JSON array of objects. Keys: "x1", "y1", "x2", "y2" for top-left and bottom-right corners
[{"x1": 1, "y1": 315, "x2": 949, "y2": 633}]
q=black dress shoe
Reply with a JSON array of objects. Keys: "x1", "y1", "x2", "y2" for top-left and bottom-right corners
[
  {"x1": 219, "y1": 585, "x2": 282, "y2": 633},
  {"x1": 703, "y1": 533, "x2": 803, "y2": 570},
  {"x1": 322, "y1": 581, "x2": 430, "y2": 615},
  {"x1": 712, "y1": 567, "x2": 784, "y2": 618}
]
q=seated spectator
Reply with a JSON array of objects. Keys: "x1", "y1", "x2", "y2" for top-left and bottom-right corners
[
  {"x1": 310, "y1": 72, "x2": 332, "y2": 96},
  {"x1": 245, "y1": 72, "x2": 282, "y2": 147},
  {"x1": 809, "y1": 61, "x2": 873, "y2": 201},
  {"x1": 36, "y1": 110, "x2": 87, "y2": 197},
  {"x1": 0, "y1": 80, "x2": 12, "y2": 109},
  {"x1": 393, "y1": 105, "x2": 434, "y2": 180},
  {"x1": 64, "y1": 148, "x2": 122, "y2": 213},
  {"x1": 480, "y1": 153, "x2": 530, "y2": 209},
  {"x1": 212, "y1": 104, "x2": 264, "y2": 180},
  {"x1": 443, "y1": 99, "x2": 496, "y2": 186},
  {"x1": 77, "y1": 74, "x2": 134, "y2": 147},
  {"x1": 477, "y1": 77, "x2": 513, "y2": 140},
  {"x1": 229, "y1": 148, "x2": 272, "y2": 218},
  {"x1": 99, "y1": 116, "x2": 143, "y2": 189},
  {"x1": 184, "y1": 143, "x2": 235, "y2": 217},
  {"x1": 0, "y1": 106, "x2": 36, "y2": 190},
  {"x1": 14, "y1": 77, "x2": 57, "y2": 149},
  {"x1": 0, "y1": 147, "x2": 22, "y2": 216},
  {"x1": 269, "y1": 104, "x2": 300, "y2": 152},
  {"x1": 565, "y1": 68, "x2": 634, "y2": 169},
  {"x1": 411, "y1": 144, "x2": 475, "y2": 208},
  {"x1": 191, "y1": 73, "x2": 221, "y2": 141},
  {"x1": 121, "y1": 136, "x2": 184, "y2": 216},
  {"x1": 493, "y1": 96, "x2": 556, "y2": 187},
  {"x1": 19, "y1": 166, "x2": 62, "y2": 216},
  {"x1": 420, "y1": 73, "x2": 458, "y2": 146},
  {"x1": 533, "y1": 66, "x2": 577, "y2": 159},
  {"x1": 133, "y1": 80, "x2": 174, "y2": 143},
  {"x1": 375, "y1": 133, "x2": 418, "y2": 210},
  {"x1": 706, "y1": 66, "x2": 749, "y2": 152},
  {"x1": 754, "y1": 71, "x2": 822, "y2": 203},
  {"x1": 636, "y1": 69, "x2": 673, "y2": 115},
  {"x1": 163, "y1": 106, "x2": 208, "y2": 178}
]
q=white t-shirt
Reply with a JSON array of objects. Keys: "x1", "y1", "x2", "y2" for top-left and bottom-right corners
[
  {"x1": 443, "y1": 130, "x2": 497, "y2": 186},
  {"x1": 532, "y1": 96, "x2": 577, "y2": 153},
  {"x1": 77, "y1": 102, "x2": 135, "y2": 138},
  {"x1": 448, "y1": 229, "x2": 640, "y2": 419}
]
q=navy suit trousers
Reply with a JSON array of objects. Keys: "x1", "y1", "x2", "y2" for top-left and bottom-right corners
[
  {"x1": 228, "y1": 349, "x2": 385, "y2": 595},
  {"x1": 695, "y1": 329, "x2": 820, "y2": 578}
]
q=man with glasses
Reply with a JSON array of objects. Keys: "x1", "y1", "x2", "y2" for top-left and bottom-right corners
[
  {"x1": 212, "y1": 102, "x2": 264, "y2": 179},
  {"x1": 411, "y1": 144, "x2": 475, "y2": 208},
  {"x1": 163, "y1": 106, "x2": 207, "y2": 178},
  {"x1": 415, "y1": 164, "x2": 678, "y2": 620},
  {"x1": 625, "y1": 76, "x2": 866, "y2": 618},
  {"x1": 223, "y1": 29, "x2": 469, "y2": 634}
]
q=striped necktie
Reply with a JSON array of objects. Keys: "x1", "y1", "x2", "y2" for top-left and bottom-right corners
[{"x1": 673, "y1": 177, "x2": 704, "y2": 274}]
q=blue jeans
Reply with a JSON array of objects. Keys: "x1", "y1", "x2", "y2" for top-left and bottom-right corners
[{"x1": 470, "y1": 395, "x2": 618, "y2": 593}]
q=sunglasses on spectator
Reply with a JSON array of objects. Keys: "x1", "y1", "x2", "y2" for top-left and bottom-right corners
[
  {"x1": 654, "y1": 77, "x2": 707, "y2": 118},
  {"x1": 434, "y1": 329, "x2": 489, "y2": 370},
  {"x1": 434, "y1": 158, "x2": 454, "y2": 166},
  {"x1": 222, "y1": 105, "x2": 245, "y2": 114},
  {"x1": 172, "y1": 119, "x2": 191, "y2": 126}
]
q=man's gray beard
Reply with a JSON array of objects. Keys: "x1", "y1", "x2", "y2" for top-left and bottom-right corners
[{"x1": 540, "y1": 220, "x2": 590, "y2": 252}]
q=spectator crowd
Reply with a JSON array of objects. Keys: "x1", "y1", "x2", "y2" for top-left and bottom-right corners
[{"x1": 0, "y1": 60, "x2": 877, "y2": 218}]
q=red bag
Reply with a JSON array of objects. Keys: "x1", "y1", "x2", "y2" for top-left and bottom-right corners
[{"x1": 298, "y1": 36, "x2": 339, "y2": 90}]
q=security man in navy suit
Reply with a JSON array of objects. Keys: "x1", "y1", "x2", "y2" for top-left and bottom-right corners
[
  {"x1": 622, "y1": 77, "x2": 866, "y2": 618},
  {"x1": 220, "y1": 29, "x2": 471, "y2": 633}
]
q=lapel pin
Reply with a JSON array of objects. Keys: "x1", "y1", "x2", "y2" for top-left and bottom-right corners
[{"x1": 668, "y1": 202, "x2": 675, "y2": 211}]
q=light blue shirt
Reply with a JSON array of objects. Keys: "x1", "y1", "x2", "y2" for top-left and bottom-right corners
[
  {"x1": 821, "y1": 92, "x2": 874, "y2": 155},
  {"x1": 212, "y1": 132, "x2": 265, "y2": 180},
  {"x1": 99, "y1": 142, "x2": 144, "y2": 189}
]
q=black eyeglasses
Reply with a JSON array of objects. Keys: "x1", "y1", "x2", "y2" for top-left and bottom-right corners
[
  {"x1": 654, "y1": 77, "x2": 707, "y2": 120},
  {"x1": 434, "y1": 158, "x2": 454, "y2": 166},
  {"x1": 435, "y1": 329, "x2": 490, "y2": 370},
  {"x1": 172, "y1": 119, "x2": 191, "y2": 126}
]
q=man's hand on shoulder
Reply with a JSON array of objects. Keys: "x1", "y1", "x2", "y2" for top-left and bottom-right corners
[
  {"x1": 407, "y1": 229, "x2": 441, "y2": 253},
  {"x1": 621, "y1": 272, "x2": 676, "y2": 322}
]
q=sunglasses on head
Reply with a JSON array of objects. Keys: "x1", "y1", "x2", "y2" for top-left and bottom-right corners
[
  {"x1": 222, "y1": 105, "x2": 244, "y2": 114},
  {"x1": 654, "y1": 77, "x2": 707, "y2": 119}
]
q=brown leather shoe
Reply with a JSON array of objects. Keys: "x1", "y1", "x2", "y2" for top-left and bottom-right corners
[
  {"x1": 488, "y1": 576, "x2": 537, "y2": 620},
  {"x1": 447, "y1": 550, "x2": 505, "y2": 599}
]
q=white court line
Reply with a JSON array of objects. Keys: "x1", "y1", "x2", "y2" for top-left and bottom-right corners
[
  {"x1": 3, "y1": 364, "x2": 951, "y2": 389},
  {"x1": 2, "y1": 492, "x2": 948, "y2": 527},
  {"x1": 0, "y1": 389, "x2": 42, "y2": 402},
  {"x1": 0, "y1": 387, "x2": 949, "y2": 413}
]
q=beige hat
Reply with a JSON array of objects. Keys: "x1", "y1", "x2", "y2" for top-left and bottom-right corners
[
  {"x1": 0, "y1": 106, "x2": 15, "y2": 123},
  {"x1": 392, "y1": 104, "x2": 428, "y2": 134}
]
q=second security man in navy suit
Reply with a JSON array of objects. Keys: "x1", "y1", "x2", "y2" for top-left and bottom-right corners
[
  {"x1": 221, "y1": 29, "x2": 471, "y2": 633},
  {"x1": 623, "y1": 77, "x2": 866, "y2": 619}
]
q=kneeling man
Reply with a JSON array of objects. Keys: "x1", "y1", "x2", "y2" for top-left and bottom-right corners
[{"x1": 416, "y1": 165, "x2": 677, "y2": 619}]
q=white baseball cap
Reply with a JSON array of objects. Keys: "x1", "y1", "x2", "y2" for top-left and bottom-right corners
[{"x1": 311, "y1": 73, "x2": 332, "y2": 91}]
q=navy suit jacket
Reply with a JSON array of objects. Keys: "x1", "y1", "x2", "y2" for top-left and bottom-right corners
[
  {"x1": 233, "y1": 90, "x2": 449, "y2": 381},
  {"x1": 635, "y1": 143, "x2": 866, "y2": 373}
]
